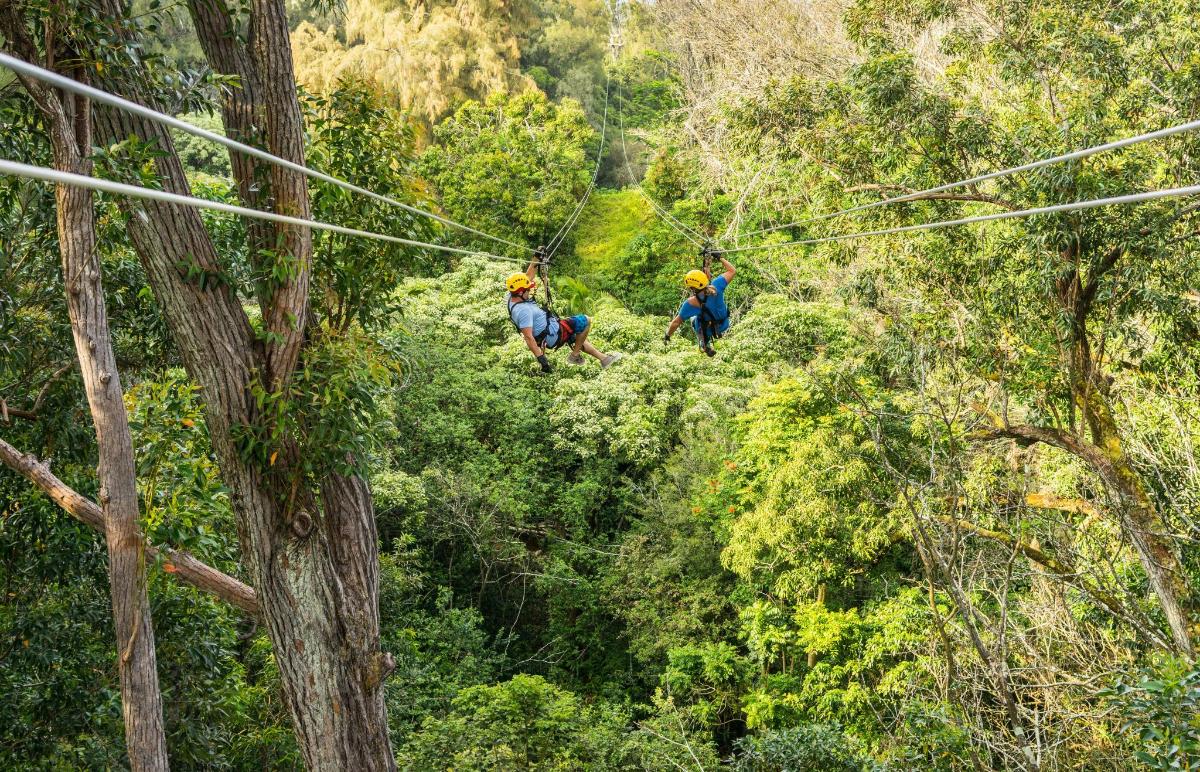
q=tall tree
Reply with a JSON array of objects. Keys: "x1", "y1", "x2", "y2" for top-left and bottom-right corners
[
  {"x1": 2, "y1": 0, "x2": 396, "y2": 766},
  {"x1": 0, "y1": 6, "x2": 169, "y2": 767}
]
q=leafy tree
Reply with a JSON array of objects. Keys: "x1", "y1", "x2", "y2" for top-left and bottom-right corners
[
  {"x1": 397, "y1": 674, "x2": 628, "y2": 770},
  {"x1": 1103, "y1": 657, "x2": 1200, "y2": 770},
  {"x1": 291, "y1": 0, "x2": 534, "y2": 124},
  {"x1": 420, "y1": 90, "x2": 598, "y2": 254}
]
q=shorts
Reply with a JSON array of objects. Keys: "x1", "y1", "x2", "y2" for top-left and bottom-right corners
[{"x1": 551, "y1": 315, "x2": 590, "y2": 349}]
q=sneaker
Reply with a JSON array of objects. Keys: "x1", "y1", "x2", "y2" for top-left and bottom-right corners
[
  {"x1": 567, "y1": 352, "x2": 585, "y2": 366},
  {"x1": 600, "y1": 353, "x2": 624, "y2": 369},
  {"x1": 703, "y1": 345, "x2": 716, "y2": 357}
]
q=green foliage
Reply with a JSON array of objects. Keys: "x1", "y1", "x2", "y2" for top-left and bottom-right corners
[
  {"x1": 731, "y1": 724, "x2": 872, "y2": 772},
  {"x1": 570, "y1": 188, "x2": 650, "y2": 276},
  {"x1": 9, "y1": 0, "x2": 1200, "y2": 767},
  {"x1": 172, "y1": 112, "x2": 232, "y2": 177},
  {"x1": 518, "y1": 0, "x2": 609, "y2": 115},
  {"x1": 127, "y1": 374, "x2": 234, "y2": 562},
  {"x1": 1103, "y1": 658, "x2": 1200, "y2": 770},
  {"x1": 235, "y1": 329, "x2": 402, "y2": 480},
  {"x1": 305, "y1": 80, "x2": 442, "y2": 330},
  {"x1": 420, "y1": 90, "x2": 598, "y2": 254},
  {"x1": 722, "y1": 361, "x2": 900, "y2": 598},
  {"x1": 397, "y1": 674, "x2": 628, "y2": 770}
]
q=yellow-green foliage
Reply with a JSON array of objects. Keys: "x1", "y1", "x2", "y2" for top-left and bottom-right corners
[
  {"x1": 569, "y1": 188, "x2": 651, "y2": 275},
  {"x1": 291, "y1": 0, "x2": 534, "y2": 124},
  {"x1": 721, "y1": 367, "x2": 900, "y2": 598}
]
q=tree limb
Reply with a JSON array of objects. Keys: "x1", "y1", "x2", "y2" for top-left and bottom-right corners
[
  {"x1": 930, "y1": 513, "x2": 1171, "y2": 650},
  {"x1": 972, "y1": 422, "x2": 1126, "y2": 494},
  {"x1": 1024, "y1": 491, "x2": 1103, "y2": 526},
  {"x1": 0, "y1": 436, "x2": 259, "y2": 616}
]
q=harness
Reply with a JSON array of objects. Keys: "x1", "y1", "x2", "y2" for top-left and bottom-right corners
[
  {"x1": 508, "y1": 246, "x2": 573, "y2": 349},
  {"x1": 693, "y1": 245, "x2": 727, "y2": 345},
  {"x1": 508, "y1": 296, "x2": 562, "y2": 348}
]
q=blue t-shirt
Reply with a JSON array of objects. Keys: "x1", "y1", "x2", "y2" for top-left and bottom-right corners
[
  {"x1": 679, "y1": 274, "x2": 730, "y2": 331},
  {"x1": 507, "y1": 294, "x2": 561, "y2": 347}
]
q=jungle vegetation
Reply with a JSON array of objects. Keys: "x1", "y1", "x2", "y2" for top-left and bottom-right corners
[{"x1": 2, "y1": 0, "x2": 1199, "y2": 769}]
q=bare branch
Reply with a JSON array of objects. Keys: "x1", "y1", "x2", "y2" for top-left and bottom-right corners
[{"x1": 0, "y1": 436, "x2": 259, "y2": 616}]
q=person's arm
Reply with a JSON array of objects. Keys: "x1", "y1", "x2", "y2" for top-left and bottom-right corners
[
  {"x1": 522, "y1": 328, "x2": 551, "y2": 372},
  {"x1": 525, "y1": 258, "x2": 539, "y2": 282},
  {"x1": 720, "y1": 256, "x2": 735, "y2": 283},
  {"x1": 664, "y1": 315, "x2": 684, "y2": 341}
]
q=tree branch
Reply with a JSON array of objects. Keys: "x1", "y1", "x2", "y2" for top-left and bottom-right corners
[
  {"x1": 931, "y1": 513, "x2": 1170, "y2": 650},
  {"x1": 972, "y1": 422, "x2": 1126, "y2": 494},
  {"x1": 1024, "y1": 491, "x2": 1103, "y2": 525},
  {"x1": 0, "y1": 436, "x2": 259, "y2": 616}
]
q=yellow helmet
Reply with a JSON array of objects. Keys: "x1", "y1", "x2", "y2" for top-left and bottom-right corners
[
  {"x1": 506, "y1": 273, "x2": 535, "y2": 293},
  {"x1": 684, "y1": 270, "x2": 709, "y2": 290}
]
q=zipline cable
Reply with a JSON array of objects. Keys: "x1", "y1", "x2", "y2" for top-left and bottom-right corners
[
  {"x1": 545, "y1": 73, "x2": 613, "y2": 260},
  {"x1": 720, "y1": 182, "x2": 1200, "y2": 254},
  {"x1": 616, "y1": 86, "x2": 706, "y2": 248},
  {"x1": 736, "y1": 117, "x2": 1200, "y2": 240},
  {"x1": 603, "y1": 0, "x2": 707, "y2": 248},
  {"x1": 0, "y1": 158, "x2": 529, "y2": 261},
  {"x1": 0, "y1": 52, "x2": 533, "y2": 255}
]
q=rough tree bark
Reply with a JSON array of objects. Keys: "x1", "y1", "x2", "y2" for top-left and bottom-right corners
[
  {"x1": 80, "y1": 1, "x2": 396, "y2": 766},
  {"x1": 0, "y1": 16, "x2": 169, "y2": 767}
]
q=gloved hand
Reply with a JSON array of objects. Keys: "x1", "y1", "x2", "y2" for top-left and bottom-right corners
[
  {"x1": 537, "y1": 354, "x2": 552, "y2": 373},
  {"x1": 663, "y1": 332, "x2": 672, "y2": 344}
]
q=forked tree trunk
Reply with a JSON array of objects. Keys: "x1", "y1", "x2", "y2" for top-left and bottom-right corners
[
  {"x1": 0, "y1": 32, "x2": 171, "y2": 765},
  {"x1": 83, "y1": 1, "x2": 396, "y2": 766}
]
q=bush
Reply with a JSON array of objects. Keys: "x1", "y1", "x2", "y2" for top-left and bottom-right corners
[{"x1": 731, "y1": 724, "x2": 870, "y2": 772}]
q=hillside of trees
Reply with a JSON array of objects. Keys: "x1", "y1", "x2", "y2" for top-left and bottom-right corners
[{"x1": 2, "y1": 0, "x2": 1200, "y2": 769}]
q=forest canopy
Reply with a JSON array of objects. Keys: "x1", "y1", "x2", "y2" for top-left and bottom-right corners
[{"x1": 2, "y1": 0, "x2": 1200, "y2": 770}]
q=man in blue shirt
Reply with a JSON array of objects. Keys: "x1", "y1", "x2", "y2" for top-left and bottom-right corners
[
  {"x1": 663, "y1": 255, "x2": 735, "y2": 356},
  {"x1": 506, "y1": 259, "x2": 622, "y2": 373}
]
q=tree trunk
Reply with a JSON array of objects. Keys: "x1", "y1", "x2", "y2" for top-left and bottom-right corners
[
  {"x1": 1052, "y1": 247, "x2": 1195, "y2": 655},
  {"x1": 82, "y1": 1, "x2": 396, "y2": 765},
  {"x1": 1077, "y1": 385, "x2": 1194, "y2": 655},
  {"x1": 10, "y1": 51, "x2": 171, "y2": 766},
  {"x1": 248, "y1": 0, "x2": 312, "y2": 390}
]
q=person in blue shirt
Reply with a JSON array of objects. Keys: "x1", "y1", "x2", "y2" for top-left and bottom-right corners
[
  {"x1": 663, "y1": 255, "x2": 735, "y2": 356},
  {"x1": 505, "y1": 259, "x2": 622, "y2": 373}
]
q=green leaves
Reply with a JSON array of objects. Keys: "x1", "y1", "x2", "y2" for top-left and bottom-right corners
[
  {"x1": 1102, "y1": 658, "x2": 1200, "y2": 770},
  {"x1": 305, "y1": 80, "x2": 439, "y2": 331},
  {"x1": 419, "y1": 90, "x2": 598, "y2": 254},
  {"x1": 126, "y1": 373, "x2": 234, "y2": 563}
]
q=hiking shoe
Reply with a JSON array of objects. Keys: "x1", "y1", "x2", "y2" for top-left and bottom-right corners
[
  {"x1": 703, "y1": 344, "x2": 716, "y2": 357},
  {"x1": 600, "y1": 353, "x2": 624, "y2": 369},
  {"x1": 567, "y1": 352, "x2": 585, "y2": 366}
]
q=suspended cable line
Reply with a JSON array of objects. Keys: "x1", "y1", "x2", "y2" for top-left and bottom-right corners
[
  {"x1": 0, "y1": 52, "x2": 533, "y2": 255},
  {"x1": 0, "y1": 159, "x2": 530, "y2": 262},
  {"x1": 545, "y1": 73, "x2": 613, "y2": 260},
  {"x1": 720, "y1": 182, "x2": 1200, "y2": 254},
  {"x1": 736, "y1": 117, "x2": 1200, "y2": 240},
  {"x1": 616, "y1": 86, "x2": 706, "y2": 248},
  {"x1": 602, "y1": 0, "x2": 707, "y2": 249}
]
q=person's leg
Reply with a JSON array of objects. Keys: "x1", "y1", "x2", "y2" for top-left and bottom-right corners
[
  {"x1": 699, "y1": 319, "x2": 717, "y2": 356},
  {"x1": 572, "y1": 317, "x2": 608, "y2": 361},
  {"x1": 571, "y1": 317, "x2": 590, "y2": 355}
]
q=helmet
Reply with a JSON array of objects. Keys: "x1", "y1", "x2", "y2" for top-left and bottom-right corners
[
  {"x1": 506, "y1": 273, "x2": 535, "y2": 293},
  {"x1": 684, "y1": 270, "x2": 709, "y2": 290}
]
